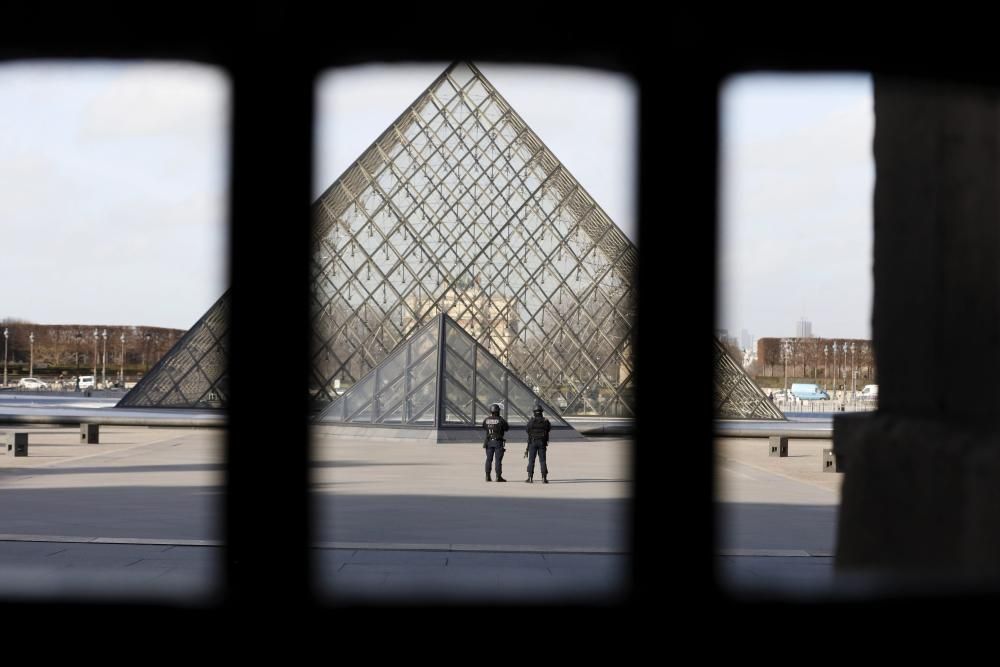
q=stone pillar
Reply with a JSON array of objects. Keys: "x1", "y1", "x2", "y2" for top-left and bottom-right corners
[{"x1": 834, "y1": 77, "x2": 1000, "y2": 583}]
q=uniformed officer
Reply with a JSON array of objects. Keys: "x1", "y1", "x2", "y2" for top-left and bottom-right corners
[
  {"x1": 524, "y1": 403, "x2": 551, "y2": 483},
  {"x1": 482, "y1": 403, "x2": 509, "y2": 482}
]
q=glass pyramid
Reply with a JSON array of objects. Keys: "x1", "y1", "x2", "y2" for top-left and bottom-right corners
[
  {"x1": 123, "y1": 62, "x2": 636, "y2": 415},
  {"x1": 318, "y1": 313, "x2": 572, "y2": 430},
  {"x1": 311, "y1": 61, "x2": 636, "y2": 418},
  {"x1": 714, "y1": 336, "x2": 785, "y2": 420},
  {"x1": 116, "y1": 291, "x2": 229, "y2": 409}
]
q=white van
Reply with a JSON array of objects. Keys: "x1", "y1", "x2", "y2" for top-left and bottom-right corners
[
  {"x1": 860, "y1": 384, "x2": 879, "y2": 401},
  {"x1": 790, "y1": 383, "x2": 830, "y2": 400},
  {"x1": 78, "y1": 375, "x2": 95, "y2": 390}
]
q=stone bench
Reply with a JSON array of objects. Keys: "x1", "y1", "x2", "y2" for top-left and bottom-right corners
[
  {"x1": 80, "y1": 424, "x2": 99, "y2": 444},
  {"x1": 822, "y1": 447, "x2": 842, "y2": 473},
  {"x1": 1, "y1": 432, "x2": 29, "y2": 457}
]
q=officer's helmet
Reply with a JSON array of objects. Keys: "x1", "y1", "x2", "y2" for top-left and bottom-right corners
[
  {"x1": 533, "y1": 403, "x2": 543, "y2": 415},
  {"x1": 490, "y1": 403, "x2": 501, "y2": 415}
]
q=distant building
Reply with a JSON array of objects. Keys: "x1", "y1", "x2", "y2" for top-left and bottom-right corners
[
  {"x1": 796, "y1": 318, "x2": 813, "y2": 338},
  {"x1": 741, "y1": 328, "x2": 752, "y2": 350}
]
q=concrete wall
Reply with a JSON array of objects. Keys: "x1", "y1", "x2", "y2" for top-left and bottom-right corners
[{"x1": 835, "y1": 78, "x2": 1000, "y2": 584}]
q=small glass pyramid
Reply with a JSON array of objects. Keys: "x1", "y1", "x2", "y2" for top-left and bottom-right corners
[
  {"x1": 318, "y1": 313, "x2": 572, "y2": 430},
  {"x1": 116, "y1": 291, "x2": 229, "y2": 409},
  {"x1": 714, "y1": 336, "x2": 785, "y2": 420}
]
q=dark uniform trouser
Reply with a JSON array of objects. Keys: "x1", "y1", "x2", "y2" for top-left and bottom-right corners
[
  {"x1": 527, "y1": 439, "x2": 547, "y2": 476},
  {"x1": 485, "y1": 440, "x2": 505, "y2": 475}
]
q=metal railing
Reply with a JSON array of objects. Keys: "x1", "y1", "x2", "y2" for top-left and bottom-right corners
[{"x1": 772, "y1": 396, "x2": 877, "y2": 414}]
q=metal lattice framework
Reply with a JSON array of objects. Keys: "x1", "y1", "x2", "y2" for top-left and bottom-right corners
[
  {"x1": 311, "y1": 61, "x2": 636, "y2": 417},
  {"x1": 714, "y1": 337, "x2": 785, "y2": 420},
  {"x1": 116, "y1": 291, "x2": 229, "y2": 409},
  {"x1": 319, "y1": 313, "x2": 572, "y2": 429}
]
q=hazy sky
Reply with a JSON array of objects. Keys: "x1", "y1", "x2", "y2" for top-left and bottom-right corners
[
  {"x1": 1, "y1": 60, "x2": 636, "y2": 331},
  {"x1": 718, "y1": 73, "x2": 874, "y2": 342},
  {"x1": 0, "y1": 61, "x2": 230, "y2": 330}
]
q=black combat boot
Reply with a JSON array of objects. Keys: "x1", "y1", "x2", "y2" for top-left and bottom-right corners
[
  {"x1": 486, "y1": 472, "x2": 492, "y2": 482},
  {"x1": 542, "y1": 473, "x2": 548, "y2": 484},
  {"x1": 496, "y1": 474, "x2": 507, "y2": 482},
  {"x1": 525, "y1": 472, "x2": 533, "y2": 483}
]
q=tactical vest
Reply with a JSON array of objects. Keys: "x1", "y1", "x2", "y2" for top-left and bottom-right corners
[
  {"x1": 527, "y1": 417, "x2": 550, "y2": 444},
  {"x1": 484, "y1": 416, "x2": 506, "y2": 441}
]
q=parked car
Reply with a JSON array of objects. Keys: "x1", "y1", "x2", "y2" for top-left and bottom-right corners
[
  {"x1": 17, "y1": 377, "x2": 49, "y2": 390},
  {"x1": 77, "y1": 375, "x2": 96, "y2": 390},
  {"x1": 859, "y1": 384, "x2": 879, "y2": 401}
]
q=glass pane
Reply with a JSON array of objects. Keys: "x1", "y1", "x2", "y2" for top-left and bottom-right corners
[
  {"x1": 476, "y1": 351, "x2": 506, "y2": 397},
  {"x1": 375, "y1": 375, "x2": 405, "y2": 419},
  {"x1": 408, "y1": 347, "x2": 437, "y2": 387},
  {"x1": 506, "y1": 407, "x2": 528, "y2": 426},
  {"x1": 434, "y1": 78, "x2": 456, "y2": 105},
  {"x1": 378, "y1": 404, "x2": 403, "y2": 424},
  {"x1": 444, "y1": 346, "x2": 474, "y2": 389},
  {"x1": 444, "y1": 403, "x2": 472, "y2": 424},
  {"x1": 476, "y1": 376, "x2": 503, "y2": 422},
  {"x1": 348, "y1": 400, "x2": 374, "y2": 423},
  {"x1": 377, "y1": 346, "x2": 407, "y2": 389},
  {"x1": 445, "y1": 321, "x2": 474, "y2": 366},
  {"x1": 410, "y1": 323, "x2": 438, "y2": 361},
  {"x1": 444, "y1": 378, "x2": 473, "y2": 423},
  {"x1": 344, "y1": 374, "x2": 374, "y2": 418},
  {"x1": 508, "y1": 380, "x2": 537, "y2": 421},
  {"x1": 407, "y1": 376, "x2": 436, "y2": 424},
  {"x1": 325, "y1": 396, "x2": 345, "y2": 422}
]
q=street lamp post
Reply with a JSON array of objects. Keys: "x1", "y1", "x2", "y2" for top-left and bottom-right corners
[
  {"x1": 92, "y1": 329, "x2": 98, "y2": 378},
  {"x1": 2, "y1": 328, "x2": 7, "y2": 387},
  {"x1": 119, "y1": 333, "x2": 125, "y2": 385},
  {"x1": 831, "y1": 342, "x2": 838, "y2": 401},
  {"x1": 101, "y1": 329, "x2": 107, "y2": 389},
  {"x1": 29, "y1": 332, "x2": 34, "y2": 378},
  {"x1": 824, "y1": 345, "x2": 829, "y2": 393},
  {"x1": 783, "y1": 340, "x2": 789, "y2": 393},
  {"x1": 143, "y1": 333, "x2": 151, "y2": 371},
  {"x1": 851, "y1": 342, "x2": 857, "y2": 408},
  {"x1": 843, "y1": 342, "x2": 849, "y2": 406}
]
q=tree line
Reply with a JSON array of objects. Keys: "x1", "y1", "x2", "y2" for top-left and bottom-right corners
[
  {"x1": 0, "y1": 319, "x2": 184, "y2": 376},
  {"x1": 753, "y1": 336, "x2": 877, "y2": 384}
]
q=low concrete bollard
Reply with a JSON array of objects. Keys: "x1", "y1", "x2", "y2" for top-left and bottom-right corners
[
  {"x1": 768, "y1": 435, "x2": 788, "y2": 457},
  {"x1": 3, "y1": 432, "x2": 29, "y2": 457},
  {"x1": 822, "y1": 448, "x2": 841, "y2": 473},
  {"x1": 80, "y1": 424, "x2": 100, "y2": 444}
]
